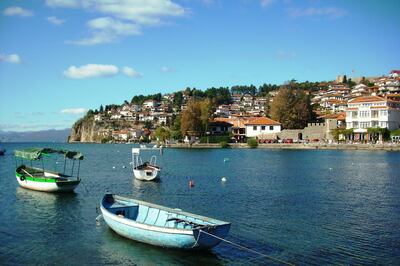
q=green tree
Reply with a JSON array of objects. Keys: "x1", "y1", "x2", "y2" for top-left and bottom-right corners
[
  {"x1": 143, "y1": 120, "x2": 153, "y2": 129},
  {"x1": 199, "y1": 98, "x2": 213, "y2": 133},
  {"x1": 155, "y1": 126, "x2": 171, "y2": 143},
  {"x1": 180, "y1": 98, "x2": 212, "y2": 137},
  {"x1": 270, "y1": 86, "x2": 314, "y2": 129},
  {"x1": 173, "y1": 91, "x2": 183, "y2": 110},
  {"x1": 180, "y1": 99, "x2": 202, "y2": 136},
  {"x1": 247, "y1": 138, "x2": 258, "y2": 148},
  {"x1": 99, "y1": 105, "x2": 104, "y2": 113}
]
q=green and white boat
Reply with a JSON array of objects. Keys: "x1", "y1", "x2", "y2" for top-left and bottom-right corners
[{"x1": 14, "y1": 148, "x2": 84, "y2": 192}]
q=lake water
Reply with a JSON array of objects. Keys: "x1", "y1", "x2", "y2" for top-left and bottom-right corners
[{"x1": 0, "y1": 143, "x2": 399, "y2": 265}]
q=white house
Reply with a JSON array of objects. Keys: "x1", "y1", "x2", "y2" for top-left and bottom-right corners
[
  {"x1": 110, "y1": 114, "x2": 122, "y2": 120},
  {"x1": 143, "y1": 100, "x2": 157, "y2": 109},
  {"x1": 94, "y1": 114, "x2": 102, "y2": 121},
  {"x1": 215, "y1": 105, "x2": 231, "y2": 117},
  {"x1": 244, "y1": 117, "x2": 281, "y2": 138},
  {"x1": 346, "y1": 96, "x2": 400, "y2": 140}
]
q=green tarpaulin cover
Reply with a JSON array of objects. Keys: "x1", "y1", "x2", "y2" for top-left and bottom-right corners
[{"x1": 14, "y1": 148, "x2": 84, "y2": 161}]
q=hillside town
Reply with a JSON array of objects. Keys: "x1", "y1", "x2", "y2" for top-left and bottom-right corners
[{"x1": 70, "y1": 70, "x2": 400, "y2": 144}]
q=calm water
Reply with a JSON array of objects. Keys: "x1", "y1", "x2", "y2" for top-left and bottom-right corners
[{"x1": 0, "y1": 143, "x2": 399, "y2": 265}]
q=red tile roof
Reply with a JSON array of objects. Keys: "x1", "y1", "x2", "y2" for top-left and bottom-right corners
[
  {"x1": 348, "y1": 96, "x2": 386, "y2": 103},
  {"x1": 244, "y1": 117, "x2": 280, "y2": 126}
]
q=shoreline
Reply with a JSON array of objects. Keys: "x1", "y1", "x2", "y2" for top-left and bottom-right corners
[{"x1": 165, "y1": 142, "x2": 400, "y2": 151}]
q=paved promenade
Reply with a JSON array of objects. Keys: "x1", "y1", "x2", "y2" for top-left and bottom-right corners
[{"x1": 166, "y1": 142, "x2": 400, "y2": 151}]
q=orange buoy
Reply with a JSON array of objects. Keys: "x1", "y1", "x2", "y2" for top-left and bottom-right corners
[{"x1": 189, "y1": 180, "x2": 194, "y2": 188}]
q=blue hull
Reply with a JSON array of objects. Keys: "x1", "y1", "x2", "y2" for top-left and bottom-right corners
[{"x1": 100, "y1": 194, "x2": 230, "y2": 249}]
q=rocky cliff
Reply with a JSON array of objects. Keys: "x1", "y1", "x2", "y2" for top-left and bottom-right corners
[
  {"x1": 68, "y1": 117, "x2": 101, "y2": 143},
  {"x1": 68, "y1": 116, "x2": 140, "y2": 143}
]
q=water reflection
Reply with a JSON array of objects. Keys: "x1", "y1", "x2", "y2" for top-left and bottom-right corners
[{"x1": 99, "y1": 225, "x2": 222, "y2": 265}]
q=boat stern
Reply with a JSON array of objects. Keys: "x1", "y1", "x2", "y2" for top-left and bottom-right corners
[{"x1": 192, "y1": 223, "x2": 231, "y2": 249}]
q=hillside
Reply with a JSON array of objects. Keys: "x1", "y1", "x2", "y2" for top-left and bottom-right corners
[{"x1": 0, "y1": 129, "x2": 70, "y2": 142}]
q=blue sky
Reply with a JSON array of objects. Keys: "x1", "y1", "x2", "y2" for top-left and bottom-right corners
[{"x1": 0, "y1": 0, "x2": 399, "y2": 131}]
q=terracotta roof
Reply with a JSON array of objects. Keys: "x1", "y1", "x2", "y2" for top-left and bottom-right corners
[
  {"x1": 214, "y1": 116, "x2": 280, "y2": 127},
  {"x1": 386, "y1": 94, "x2": 400, "y2": 97},
  {"x1": 244, "y1": 117, "x2": 280, "y2": 126},
  {"x1": 319, "y1": 112, "x2": 345, "y2": 120},
  {"x1": 346, "y1": 108, "x2": 358, "y2": 110},
  {"x1": 324, "y1": 99, "x2": 342, "y2": 104},
  {"x1": 348, "y1": 96, "x2": 386, "y2": 103},
  {"x1": 370, "y1": 106, "x2": 388, "y2": 109}
]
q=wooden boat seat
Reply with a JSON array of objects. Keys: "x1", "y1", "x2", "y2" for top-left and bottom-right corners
[{"x1": 166, "y1": 217, "x2": 204, "y2": 228}]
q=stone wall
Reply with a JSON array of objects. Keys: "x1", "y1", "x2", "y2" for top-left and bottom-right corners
[{"x1": 258, "y1": 119, "x2": 338, "y2": 140}]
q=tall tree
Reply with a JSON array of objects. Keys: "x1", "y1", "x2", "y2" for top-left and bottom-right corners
[
  {"x1": 180, "y1": 99, "x2": 212, "y2": 136},
  {"x1": 154, "y1": 126, "x2": 171, "y2": 143},
  {"x1": 270, "y1": 87, "x2": 314, "y2": 129},
  {"x1": 199, "y1": 98, "x2": 213, "y2": 133}
]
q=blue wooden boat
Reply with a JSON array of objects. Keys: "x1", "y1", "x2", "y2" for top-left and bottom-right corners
[{"x1": 100, "y1": 194, "x2": 231, "y2": 249}]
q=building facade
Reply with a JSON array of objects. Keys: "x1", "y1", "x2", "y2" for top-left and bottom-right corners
[{"x1": 346, "y1": 96, "x2": 400, "y2": 140}]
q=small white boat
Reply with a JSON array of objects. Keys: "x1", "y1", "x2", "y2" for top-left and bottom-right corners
[{"x1": 131, "y1": 147, "x2": 161, "y2": 181}]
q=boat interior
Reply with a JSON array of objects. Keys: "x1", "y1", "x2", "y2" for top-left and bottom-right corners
[
  {"x1": 104, "y1": 196, "x2": 214, "y2": 230},
  {"x1": 16, "y1": 165, "x2": 70, "y2": 180},
  {"x1": 135, "y1": 162, "x2": 160, "y2": 171}
]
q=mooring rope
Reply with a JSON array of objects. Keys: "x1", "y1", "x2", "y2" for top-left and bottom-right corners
[{"x1": 199, "y1": 230, "x2": 295, "y2": 266}]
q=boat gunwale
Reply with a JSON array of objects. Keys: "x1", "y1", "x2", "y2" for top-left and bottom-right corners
[
  {"x1": 100, "y1": 204, "x2": 195, "y2": 235},
  {"x1": 15, "y1": 167, "x2": 80, "y2": 184},
  {"x1": 101, "y1": 194, "x2": 230, "y2": 234},
  {"x1": 112, "y1": 194, "x2": 230, "y2": 225}
]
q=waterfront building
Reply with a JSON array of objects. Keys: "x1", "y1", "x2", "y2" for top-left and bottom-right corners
[
  {"x1": 244, "y1": 117, "x2": 281, "y2": 138},
  {"x1": 345, "y1": 96, "x2": 400, "y2": 140}
]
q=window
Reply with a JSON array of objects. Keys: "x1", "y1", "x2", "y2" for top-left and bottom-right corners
[
  {"x1": 253, "y1": 126, "x2": 257, "y2": 130},
  {"x1": 261, "y1": 126, "x2": 266, "y2": 130},
  {"x1": 270, "y1": 126, "x2": 274, "y2": 130}
]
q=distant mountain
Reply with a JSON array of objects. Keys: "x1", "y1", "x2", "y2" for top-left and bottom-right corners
[{"x1": 0, "y1": 128, "x2": 71, "y2": 142}]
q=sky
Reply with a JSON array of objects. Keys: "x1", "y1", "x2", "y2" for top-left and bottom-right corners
[{"x1": 0, "y1": 0, "x2": 399, "y2": 132}]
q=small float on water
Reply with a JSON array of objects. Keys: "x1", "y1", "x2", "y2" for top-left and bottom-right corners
[
  {"x1": 14, "y1": 148, "x2": 83, "y2": 192},
  {"x1": 0, "y1": 148, "x2": 5, "y2": 156},
  {"x1": 100, "y1": 194, "x2": 230, "y2": 249},
  {"x1": 131, "y1": 147, "x2": 162, "y2": 181}
]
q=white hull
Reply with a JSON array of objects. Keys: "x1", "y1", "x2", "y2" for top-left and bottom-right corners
[
  {"x1": 133, "y1": 169, "x2": 159, "y2": 181},
  {"x1": 16, "y1": 176, "x2": 79, "y2": 192}
]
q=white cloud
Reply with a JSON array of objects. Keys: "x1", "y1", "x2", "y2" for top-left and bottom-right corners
[
  {"x1": 122, "y1": 67, "x2": 143, "y2": 78},
  {"x1": 45, "y1": 0, "x2": 80, "y2": 8},
  {"x1": 60, "y1": 108, "x2": 87, "y2": 114},
  {"x1": 288, "y1": 7, "x2": 347, "y2": 19},
  {"x1": 260, "y1": 0, "x2": 276, "y2": 8},
  {"x1": 0, "y1": 53, "x2": 21, "y2": 64},
  {"x1": 161, "y1": 66, "x2": 174, "y2": 73},
  {"x1": 68, "y1": 17, "x2": 141, "y2": 45},
  {"x1": 47, "y1": 0, "x2": 187, "y2": 45},
  {"x1": 47, "y1": 0, "x2": 186, "y2": 25},
  {"x1": 3, "y1": 6, "x2": 33, "y2": 17},
  {"x1": 63, "y1": 64, "x2": 119, "y2": 79},
  {"x1": 47, "y1": 16, "x2": 66, "y2": 25}
]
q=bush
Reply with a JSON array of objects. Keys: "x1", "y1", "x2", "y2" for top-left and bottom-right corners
[
  {"x1": 101, "y1": 136, "x2": 112, "y2": 143},
  {"x1": 200, "y1": 135, "x2": 230, "y2": 143},
  {"x1": 220, "y1": 141, "x2": 230, "y2": 148},
  {"x1": 247, "y1": 138, "x2": 258, "y2": 148}
]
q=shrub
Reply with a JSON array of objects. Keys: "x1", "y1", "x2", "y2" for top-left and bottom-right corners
[
  {"x1": 220, "y1": 141, "x2": 230, "y2": 148},
  {"x1": 200, "y1": 135, "x2": 230, "y2": 143},
  {"x1": 247, "y1": 138, "x2": 258, "y2": 148}
]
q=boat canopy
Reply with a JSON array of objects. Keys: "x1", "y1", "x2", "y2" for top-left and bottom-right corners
[{"x1": 14, "y1": 148, "x2": 84, "y2": 161}]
